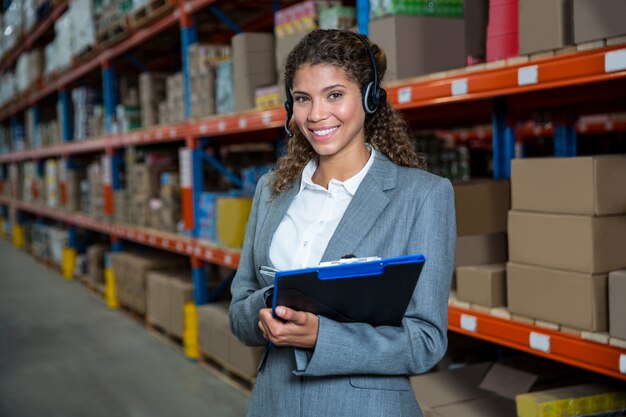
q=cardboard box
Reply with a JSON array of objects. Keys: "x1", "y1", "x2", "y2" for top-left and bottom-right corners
[
  {"x1": 275, "y1": 30, "x2": 312, "y2": 76},
  {"x1": 573, "y1": 0, "x2": 626, "y2": 44},
  {"x1": 454, "y1": 180, "x2": 510, "y2": 236},
  {"x1": 234, "y1": 72, "x2": 277, "y2": 112},
  {"x1": 197, "y1": 302, "x2": 231, "y2": 364},
  {"x1": 433, "y1": 396, "x2": 517, "y2": 417},
  {"x1": 87, "y1": 244, "x2": 108, "y2": 284},
  {"x1": 609, "y1": 270, "x2": 626, "y2": 339},
  {"x1": 511, "y1": 156, "x2": 626, "y2": 216},
  {"x1": 456, "y1": 264, "x2": 506, "y2": 307},
  {"x1": 411, "y1": 363, "x2": 493, "y2": 413},
  {"x1": 516, "y1": 383, "x2": 626, "y2": 417},
  {"x1": 456, "y1": 233, "x2": 508, "y2": 268},
  {"x1": 229, "y1": 336, "x2": 263, "y2": 379},
  {"x1": 508, "y1": 210, "x2": 626, "y2": 273},
  {"x1": 465, "y1": 0, "x2": 489, "y2": 58},
  {"x1": 369, "y1": 15, "x2": 465, "y2": 81},
  {"x1": 519, "y1": 0, "x2": 573, "y2": 55},
  {"x1": 169, "y1": 277, "x2": 193, "y2": 338},
  {"x1": 147, "y1": 272, "x2": 171, "y2": 330},
  {"x1": 507, "y1": 262, "x2": 607, "y2": 331}
]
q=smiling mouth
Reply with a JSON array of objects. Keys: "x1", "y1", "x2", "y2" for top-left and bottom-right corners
[{"x1": 310, "y1": 126, "x2": 338, "y2": 136}]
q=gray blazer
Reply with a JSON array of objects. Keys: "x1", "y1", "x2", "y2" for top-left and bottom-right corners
[{"x1": 229, "y1": 152, "x2": 456, "y2": 417}]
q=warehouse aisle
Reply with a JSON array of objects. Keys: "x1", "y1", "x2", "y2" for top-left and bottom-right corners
[{"x1": 0, "y1": 240, "x2": 249, "y2": 417}]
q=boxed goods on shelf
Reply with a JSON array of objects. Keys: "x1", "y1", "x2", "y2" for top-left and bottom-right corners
[
  {"x1": 216, "y1": 197, "x2": 252, "y2": 248},
  {"x1": 453, "y1": 180, "x2": 510, "y2": 237},
  {"x1": 508, "y1": 210, "x2": 626, "y2": 274},
  {"x1": 87, "y1": 161, "x2": 105, "y2": 218},
  {"x1": 165, "y1": 72, "x2": 185, "y2": 123},
  {"x1": 608, "y1": 270, "x2": 626, "y2": 340},
  {"x1": 274, "y1": 1, "x2": 341, "y2": 39},
  {"x1": 255, "y1": 85, "x2": 282, "y2": 110},
  {"x1": 47, "y1": 226, "x2": 68, "y2": 266},
  {"x1": 2, "y1": 0, "x2": 24, "y2": 53},
  {"x1": 0, "y1": 72, "x2": 16, "y2": 108},
  {"x1": 455, "y1": 232, "x2": 508, "y2": 267},
  {"x1": 45, "y1": 159, "x2": 58, "y2": 208},
  {"x1": 188, "y1": 43, "x2": 232, "y2": 75},
  {"x1": 511, "y1": 156, "x2": 626, "y2": 216},
  {"x1": 197, "y1": 302, "x2": 263, "y2": 380},
  {"x1": 72, "y1": 87, "x2": 103, "y2": 141},
  {"x1": 507, "y1": 262, "x2": 607, "y2": 331},
  {"x1": 139, "y1": 72, "x2": 168, "y2": 128},
  {"x1": 198, "y1": 191, "x2": 236, "y2": 242},
  {"x1": 216, "y1": 61, "x2": 234, "y2": 115},
  {"x1": 465, "y1": 0, "x2": 489, "y2": 62},
  {"x1": 16, "y1": 50, "x2": 44, "y2": 93},
  {"x1": 516, "y1": 383, "x2": 626, "y2": 417},
  {"x1": 370, "y1": 0, "x2": 464, "y2": 18},
  {"x1": 573, "y1": 0, "x2": 626, "y2": 44},
  {"x1": 456, "y1": 264, "x2": 507, "y2": 307},
  {"x1": 146, "y1": 270, "x2": 193, "y2": 338},
  {"x1": 69, "y1": 0, "x2": 96, "y2": 57},
  {"x1": 86, "y1": 244, "x2": 109, "y2": 285},
  {"x1": 486, "y1": 0, "x2": 519, "y2": 62},
  {"x1": 232, "y1": 32, "x2": 276, "y2": 112},
  {"x1": 114, "y1": 189, "x2": 130, "y2": 223},
  {"x1": 54, "y1": 11, "x2": 73, "y2": 72},
  {"x1": 369, "y1": 15, "x2": 465, "y2": 81},
  {"x1": 23, "y1": 0, "x2": 37, "y2": 33},
  {"x1": 519, "y1": 0, "x2": 573, "y2": 55},
  {"x1": 319, "y1": 6, "x2": 355, "y2": 29}
]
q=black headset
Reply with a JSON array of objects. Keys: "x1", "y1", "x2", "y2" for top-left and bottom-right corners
[{"x1": 284, "y1": 33, "x2": 387, "y2": 138}]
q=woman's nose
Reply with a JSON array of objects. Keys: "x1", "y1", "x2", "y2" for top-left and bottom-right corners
[{"x1": 308, "y1": 99, "x2": 329, "y2": 122}]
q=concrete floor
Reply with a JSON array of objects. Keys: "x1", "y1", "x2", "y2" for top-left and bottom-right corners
[{"x1": 0, "y1": 239, "x2": 249, "y2": 417}]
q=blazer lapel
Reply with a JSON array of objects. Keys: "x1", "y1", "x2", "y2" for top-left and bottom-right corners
[
  {"x1": 256, "y1": 179, "x2": 299, "y2": 268},
  {"x1": 321, "y1": 153, "x2": 397, "y2": 262}
]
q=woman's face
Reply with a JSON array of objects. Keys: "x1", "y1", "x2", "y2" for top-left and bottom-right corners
[{"x1": 291, "y1": 64, "x2": 366, "y2": 160}]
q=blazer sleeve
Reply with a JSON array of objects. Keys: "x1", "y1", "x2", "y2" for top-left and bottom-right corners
[
  {"x1": 229, "y1": 174, "x2": 273, "y2": 347},
  {"x1": 292, "y1": 177, "x2": 456, "y2": 376}
]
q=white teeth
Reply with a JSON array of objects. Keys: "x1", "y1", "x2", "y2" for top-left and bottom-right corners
[{"x1": 312, "y1": 127, "x2": 337, "y2": 136}]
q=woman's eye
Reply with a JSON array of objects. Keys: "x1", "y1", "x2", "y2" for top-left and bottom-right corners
[
  {"x1": 294, "y1": 96, "x2": 309, "y2": 103},
  {"x1": 329, "y1": 92, "x2": 342, "y2": 100}
]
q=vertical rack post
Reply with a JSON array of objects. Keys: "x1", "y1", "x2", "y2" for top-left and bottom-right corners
[
  {"x1": 59, "y1": 89, "x2": 73, "y2": 142},
  {"x1": 102, "y1": 60, "x2": 118, "y2": 134},
  {"x1": 180, "y1": 8, "x2": 198, "y2": 120},
  {"x1": 103, "y1": 148, "x2": 114, "y2": 217},
  {"x1": 31, "y1": 105, "x2": 41, "y2": 149},
  {"x1": 62, "y1": 226, "x2": 78, "y2": 280},
  {"x1": 356, "y1": 0, "x2": 370, "y2": 35},
  {"x1": 492, "y1": 97, "x2": 516, "y2": 179},
  {"x1": 554, "y1": 113, "x2": 577, "y2": 157}
]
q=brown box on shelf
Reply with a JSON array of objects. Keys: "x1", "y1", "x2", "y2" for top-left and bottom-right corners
[
  {"x1": 454, "y1": 180, "x2": 510, "y2": 236},
  {"x1": 229, "y1": 336, "x2": 263, "y2": 380},
  {"x1": 573, "y1": 0, "x2": 626, "y2": 44},
  {"x1": 197, "y1": 302, "x2": 231, "y2": 364},
  {"x1": 133, "y1": 196, "x2": 150, "y2": 227},
  {"x1": 158, "y1": 101, "x2": 169, "y2": 125},
  {"x1": 191, "y1": 95, "x2": 215, "y2": 119},
  {"x1": 507, "y1": 262, "x2": 607, "y2": 331},
  {"x1": 232, "y1": 32, "x2": 275, "y2": 75},
  {"x1": 147, "y1": 271, "x2": 171, "y2": 330},
  {"x1": 465, "y1": 0, "x2": 489, "y2": 58},
  {"x1": 275, "y1": 30, "x2": 311, "y2": 82},
  {"x1": 456, "y1": 233, "x2": 508, "y2": 268},
  {"x1": 131, "y1": 164, "x2": 161, "y2": 199},
  {"x1": 456, "y1": 264, "x2": 507, "y2": 307},
  {"x1": 369, "y1": 15, "x2": 465, "y2": 81},
  {"x1": 65, "y1": 170, "x2": 81, "y2": 211},
  {"x1": 87, "y1": 243, "x2": 108, "y2": 284},
  {"x1": 508, "y1": 210, "x2": 626, "y2": 273},
  {"x1": 433, "y1": 396, "x2": 517, "y2": 417},
  {"x1": 511, "y1": 156, "x2": 626, "y2": 216},
  {"x1": 234, "y1": 72, "x2": 278, "y2": 112},
  {"x1": 169, "y1": 276, "x2": 193, "y2": 338},
  {"x1": 519, "y1": 0, "x2": 573, "y2": 55},
  {"x1": 609, "y1": 269, "x2": 626, "y2": 339}
]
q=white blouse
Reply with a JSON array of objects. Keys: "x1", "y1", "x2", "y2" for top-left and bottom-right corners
[{"x1": 269, "y1": 147, "x2": 376, "y2": 271}]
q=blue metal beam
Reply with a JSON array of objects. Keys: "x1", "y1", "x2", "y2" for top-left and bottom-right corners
[
  {"x1": 59, "y1": 90, "x2": 73, "y2": 142},
  {"x1": 123, "y1": 53, "x2": 149, "y2": 73},
  {"x1": 492, "y1": 97, "x2": 516, "y2": 179},
  {"x1": 554, "y1": 123, "x2": 577, "y2": 157},
  {"x1": 111, "y1": 151, "x2": 122, "y2": 191},
  {"x1": 31, "y1": 105, "x2": 41, "y2": 149},
  {"x1": 102, "y1": 66, "x2": 118, "y2": 134},
  {"x1": 192, "y1": 261, "x2": 208, "y2": 305},
  {"x1": 357, "y1": 0, "x2": 370, "y2": 36},
  {"x1": 202, "y1": 152, "x2": 243, "y2": 189},
  {"x1": 208, "y1": 5, "x2": 242, "y2": 34},
  {"x1": 181, "y1": 21, "x2": 198, "y2": 120}
]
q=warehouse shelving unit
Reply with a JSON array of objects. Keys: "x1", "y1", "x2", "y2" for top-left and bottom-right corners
[{"x1": 1, "y1": 0, "x2": 626, "y2": 383}]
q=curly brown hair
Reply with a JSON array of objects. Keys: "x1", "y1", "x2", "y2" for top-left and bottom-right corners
[{"x1": 271, "y1": 29, "x2": 426, "y2": 195}]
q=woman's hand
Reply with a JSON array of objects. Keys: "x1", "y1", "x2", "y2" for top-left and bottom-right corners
[{"x1": 258, "y1": 306, "x2": 319, "y2": 349}]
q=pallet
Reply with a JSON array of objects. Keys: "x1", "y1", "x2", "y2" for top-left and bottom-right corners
[
  {"x1": 199, "y1": 353, "x2": 255, "y2": 394},
  {"x1": 117, "y1": 303, "x2": 146, "y2": 325},
  {"x1": 128, "y1": 0, "x2": 173, "y2": 31},
  {"x1": 145, "y1": 320, "x2": 183, "y2": 346}
]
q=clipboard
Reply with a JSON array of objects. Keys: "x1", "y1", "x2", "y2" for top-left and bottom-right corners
[{"x1": 271, "y1": 254, "x2": 426, "y2": 327}]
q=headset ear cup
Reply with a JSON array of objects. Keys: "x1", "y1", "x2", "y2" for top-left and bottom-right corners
[
  {"x1": 362, "y1": 82, "x2": 375, "y2": 114},
  {"x1": 284, "y1": 100, "x2": 294, "y2": 138}
]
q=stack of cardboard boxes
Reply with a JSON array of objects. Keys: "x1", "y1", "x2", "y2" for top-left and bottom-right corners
[
  {"x1": 197, "y1": 301, "x2": 263, "y2": 382},
  {"x1": 163, "y1": 72, "x2": 185, "y2": 124},
  {"x1": 507, "y1": 156, "x2": 626, "y2": 333},
  {"x1": 111, "y1": 251, "x2": 187, "y2": 315},
  {"x1": 232, "y1": 33, "x2": 276, "y2": 113},
  {"x1": 187, "y1": 44, "x2": 231, "y2": 119},
  {"x1": 139, "y1": 72, "x2": 168, "y2": 129},
  {"x1": 87, "y1": 160, "x2": 105, "y2": 219},
  {"x1": 146, "y1": 270, "x2": 193, "y2": 338},
  {"x1": 86, "y1": 243, "x2": 109, "y2": 286}
]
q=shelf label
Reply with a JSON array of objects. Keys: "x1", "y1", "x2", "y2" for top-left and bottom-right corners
[
  {"x1": 238, "y1": 118, "x2": 247, "y2": 129},
  {"x1": 518, "y1": 65, "x2": 538, "y2": 86},
  {"x1": 224, "y1": 255, "x2": 232, "y2": 265},
  {"x1": 102, "y1": 156, "x2": 112, "y2": 186},
  {"x1": 156, "y1": 130, "x2": 163, "y2": 140},
  {"x1": 451, "y1": 79, "x2": 468, "y2": 96},
  {"x1": 262, "y1": 113, "x2": 272, "y2": 125},
  {"x1": 200, "y1": 124, "x2": 208, "y2": 134},
  {"x1": 218, "y1": 121, "x2": 226, "y2": 132},
  {"x1": 460, "y1": 314, "x2": 478, "y2": 332},
  {"x1": 169, "y1": 128, "x2": 177, "y2": 138},
  {"x1": 620, "y1": 354, "x2": 626, "y2": 374},
  {"x1": 205, "y1": 250, "x2": 214, "y2": 259},
  {"x1": 176, "y1": 242, "x2": 183, "y2": 251},
  {"x1": 149, "y1": 235, "x2": 156, "y2": 245},
  {"x1": 179, "y1": 148, "x2": 192, "y2": 188},
  {"x1": 186, "y1": 244, "x2": 193, "y2": 254},
  {"x1": 605, "y1": 49, "x2": 626, "y2": 73},
  {"x1": 529, "y1": 332, "x2": 550, "y2": 353},
  {"x1": 398, "y1": 87, "x2": 412, "y2": 104}
]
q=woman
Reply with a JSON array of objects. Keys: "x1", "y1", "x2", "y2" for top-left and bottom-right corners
[{"x1": 229, "y1": 29, "x2": 456, "y2": 417}]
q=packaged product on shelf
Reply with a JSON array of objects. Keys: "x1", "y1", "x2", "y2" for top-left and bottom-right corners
[
  {"x1": 114, "y1": 189, "x2": 130, "y2": 223},
  {"x1": 16, "y1": 54, "x2": 30, "y2": 93},
  {"x1": 45, "y1": 159, "x2": 59, "y2": 208},
  {"x1": 86, "y1": 243, "x2": 109, "y2": 285},
  {"x1": 0, "y1": 72, "x2": 16, "y2": 108},
  {"x1": 146, "y1": 270, "x2": 192, "y2": 337},
  {"x1": 72, "y1": 87, "x2": 102, "y2": 141},
  {"x1": 2, "y1": 0, "x2": 24, "y2": 52},
  {"x1": 54, "y1": 11, "x2": 73, "y2": 72},
  {"x1": 241, "y1": 164, "x2": 274, "y2": 196},
  {"x1": 190, "y1": 72, "x2": 216, "y2": 119},
  {"x1": 274, "y1": 0, "x2": 342, "y2": 39},
  {"x1": 148, "y1": 198, "x2": 164, "y2": 230},
  {"x1": 573, "y1": 0, "x2": 626, "y2": 44},
  {"x1": 65, "y1": 169, "x2": 81, "y2": 211},
  {"x1": 21, "y1": 162, "x2": 36, "y2": 204},
  {"x1": 23, "y1": 0, "x2": 37, "y2": 32},
  {"x1": 369, "y1": 15, "x2": 465, "y2": 80},
  {"x1": 158, "y1": 101, "x2": 169, "y2": 125},
  {"x1": 166, "y1": 72, "x2": 185, "y2": 123},
  {"x1": 197, "y1": 191, "x2": 238, "y2": 242},
  {"x1": 232, "y1": 32, "x2": 277, "y2": 112},
  {"x1": 456, "y1": 264, "x2": 507, "y2": 307},
  {"x1": 319, "y1": 6, "x2": 356, "y2": 29},
  {"x1": 369, "y1": 0, "x2": 464, "y2": 18},
  {"x1": 608, "y1": 270, "x2": 626, "y2": 340},
  {"x1": 519, "y1": 0, "x2": 573, "y2": 55},
  {"x1": 139, "y1": 72, "x2": 168, "y2": 128},
  {"x1": 47, "y1": 226, "x2": 68, "y2": 266},
  {"x1": 454, "y1": 180, "x2": 510, "y2": 237},
  {"x1": 188, "y1": 43, "x2": 232, "y2": 75},
  {"x1": 216, "y1": 61, "x2": 234, "y2": 115},
  {"x1": 69, "y1": 0, "x2": 96, "y2": 57},
  {"x1": 254, "y1": 85, "x2": 282, "y2": 110},
  {"x1": 465, "y1": 0, "x2": 489, "y2": 63},
  {"x1": 87, "y1": 161, "x2": 104, "y2": 218},
  {"x1": 116, "y1": 103, "x2": 141, "y2": 133},
  {"x1": 216, "y1": 196, "x2": 253, "y2": 248}
]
